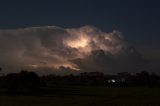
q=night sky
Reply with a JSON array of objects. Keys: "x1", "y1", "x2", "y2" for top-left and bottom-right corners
[
  {"x1": 0, "y1": 0, "x2": 159, "y2": 43},
  {"x1": 0, "y1": 0, "x2": 160, "y2": 74}
]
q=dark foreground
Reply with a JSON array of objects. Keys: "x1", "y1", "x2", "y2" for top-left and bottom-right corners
[{"x1": 0, "y1": 86, "x2": 160, "y2": 106}]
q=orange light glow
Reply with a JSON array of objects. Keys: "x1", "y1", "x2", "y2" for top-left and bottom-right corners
[
  {"x1": 66, "y1": 36, "x2": 89, "y2": 48},
  {"x1": 54, "y1": 63, "x2": 80, "y2": 71}
]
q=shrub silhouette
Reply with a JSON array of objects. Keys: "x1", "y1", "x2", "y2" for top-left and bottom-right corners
[{"x1": 6, "y1": 70, "x2": 40, "y2": 93}]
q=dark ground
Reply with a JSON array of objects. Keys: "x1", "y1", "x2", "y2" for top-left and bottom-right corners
[{"x1": 0, "y1": 86, "x2": 160, "y2": 106}]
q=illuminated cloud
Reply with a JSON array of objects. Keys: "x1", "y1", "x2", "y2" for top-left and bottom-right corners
[{"x1": 0, "y1": 25, "x2": 147, "y2": 74}]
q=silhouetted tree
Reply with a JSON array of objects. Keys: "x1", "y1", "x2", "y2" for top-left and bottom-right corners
[
  {"x1": 6, "y1": 73, "x2": 19, "y2": 92},
  {"x1": 149, "y1": 72, "x2": 160, "y2": 87},
  {"x1": 18, "y1": 71, "x2": 40, "y2": 92},
  {"x1": 6, "y1": 70, "x2": 40, "y2": 93},
  {"x1": 135, "y1": 71, "x2": 150, "y2": 86}
]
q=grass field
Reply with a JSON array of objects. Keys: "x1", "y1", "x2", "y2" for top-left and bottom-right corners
[{"x1": 0, "y1": 86, "x2": 160, "y2": 106}]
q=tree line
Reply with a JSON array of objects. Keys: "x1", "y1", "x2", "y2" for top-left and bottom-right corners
[{"x1": 0, "y1": 69, "x2": 160, "y2": 94}]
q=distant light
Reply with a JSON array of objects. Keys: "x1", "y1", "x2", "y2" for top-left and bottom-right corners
[
  {"x1": 111, "y1": 79, "x2": 116, "y2": 83},
  {"x1": 107, "y1": 79, "x2": 116, "y2": 83}
]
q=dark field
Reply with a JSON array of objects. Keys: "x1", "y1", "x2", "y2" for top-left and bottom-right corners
[{"x1": 0, "y1": 86, "x2": 160, "y2": 106}]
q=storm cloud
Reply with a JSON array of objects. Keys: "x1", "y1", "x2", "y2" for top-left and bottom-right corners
[{"x1": 0, "y1": 26, "x2": 147, "y2": 74}]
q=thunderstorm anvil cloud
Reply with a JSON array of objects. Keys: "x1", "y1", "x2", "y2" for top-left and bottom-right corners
[{"x1": 0, "y1": 25, "x2": 147, "y2": 74}]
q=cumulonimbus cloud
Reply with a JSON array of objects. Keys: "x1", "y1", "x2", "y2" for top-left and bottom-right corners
[{"x1": 0, "y1": 25, "x2": 147, "y2": 75}]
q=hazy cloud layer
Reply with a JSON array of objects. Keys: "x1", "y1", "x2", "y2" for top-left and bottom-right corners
[{"x1": 0, "y1": 26, "x2": 147, "y2": 75}]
